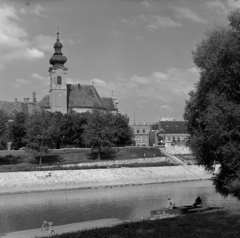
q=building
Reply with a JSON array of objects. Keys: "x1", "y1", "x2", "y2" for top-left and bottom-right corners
[
  {"x1": 130, "y1": 123, "x2": 150, "y2": 146},
  {"x1": 0, "y1": 32, "x2": 118, "y2": 117},
  {"x1": 149, "y1": 121, "x2": 189, "y2": 146}
]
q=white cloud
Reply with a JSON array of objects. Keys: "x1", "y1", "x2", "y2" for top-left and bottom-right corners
[
  {"x1": 33, "y1": 35, "x2": 56, "y2": 52},
  {"x1": 121, "y1": 18, "x2": 136, "y2": 26},
  {"x1": 139, "y1": 15, "x2": 182, "y2": 30},
  {"x1": 141, "y1": 1, "x2": 151, "y2": 8},
  {"x1": 131, "y1": 75, "x2": 149, "y2": 84},
  {"x1": 20, "y1": 8, "x2": 27, "y2": 14},
  {"x1": 31, "y1": 73, "x2": 49, "y2": 88},
  {"x1": 160, "y1": 105, "x2": 171, "y2": 110},
  {"x1": 173, "y1": 6, "x2": 207, "y2": 23},
  {"x1": 5, "y1": 48, "x2": 44, "y2": 60},
  {"x1": 187, "y1": 67, "x2": 200, "y2": 74},
  {"x1": 13, "y1": 78, "x2": 30, "y2": 88},
  {"x1": 16, "y1": 78, "x2": 30, "y2": 84},
  {"x1": 31, "y1": 4, "x2": 46, "y2": 17},
  {"x1": 92, "y1": 78, "x2": 108, "y2": 87},
  {"x1": 0, "y1": 4, "x2": 51, "y2": 67},
  {"x1": 205, "y1": 0, "x2": 240, "y2": 15},
  {"x1": 152, "y1": 71, "x2": 168, "y2": 80},
  {"x1": 227, "y1": 0, "x2": 240, "y2": 9},
  {"x1": 31, "y1": 73, "x2": 47, "y2": 81},
  {"x1": 205, "y1": 1, "x2": 229, "y2": 15}
]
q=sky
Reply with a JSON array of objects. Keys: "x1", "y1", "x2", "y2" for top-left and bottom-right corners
[{"x1": 0, "y1": 0, "x2": 239, "y2": 124}]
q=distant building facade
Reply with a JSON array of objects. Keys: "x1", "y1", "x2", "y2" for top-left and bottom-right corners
[
  {"x1": 130, "y1": 123, "x2": 150, "y2": 146},
  {"x1": 149, "y1": 121, "x2": 189, "y2": 146},
  {"x1": 0, "y1": 32, "x2": 118, "y2": 117}
]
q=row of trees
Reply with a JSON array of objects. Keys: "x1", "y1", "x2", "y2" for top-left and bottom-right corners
[{"x1": 0, "y1": 110, "x2": 134, "y2": 162}]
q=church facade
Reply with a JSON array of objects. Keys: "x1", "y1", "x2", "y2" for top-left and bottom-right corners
[{"x1": 0, "y1": 32, "x2": 118, "y2": 117}]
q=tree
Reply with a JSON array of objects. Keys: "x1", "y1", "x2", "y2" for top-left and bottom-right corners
[
  {"x1": 184, "y1": 9, "x2": 240, "y2": 199},
  {"x1": 82, "y1": 110, "x2": 118, "y2": 159},
  {"x1": 0, "y1": 110, "x2": 8, "y2": 150},
  {"x1": 24, "y1": 110, "x2": 55, "y2": 165},
  {"x1": 50, "y1": 112, "x2": 66, "y2": 149},
  {"x1": 113, "y1": 113, "x2": 134, "y2": 146},
  {"x1": 9, "y1": 112, "x2": 27, "y2": 148},
  {"x1": 60, "y1": 112, "x2": 88, "y2": 148}
]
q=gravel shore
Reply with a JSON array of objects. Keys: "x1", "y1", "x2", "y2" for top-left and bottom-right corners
[{"x1": 0, "y1": 165, "x2": 213, "y2": 195}]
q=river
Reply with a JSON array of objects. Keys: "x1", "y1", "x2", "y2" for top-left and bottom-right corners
[{"x1": 0, "y1": 180, "x2": 238, "y2": 234}]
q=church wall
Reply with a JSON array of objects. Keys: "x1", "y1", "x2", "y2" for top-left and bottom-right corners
[
  {"x1": 72, "y1": 108, "x2": 92, "y2": 113},
  {"x1": 50, "y1": 89, "x2": 67, "y2": 114}
]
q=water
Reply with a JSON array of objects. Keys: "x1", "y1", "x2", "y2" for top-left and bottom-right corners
[{"x1": 0, "y1": 180, "x2": 238, "y2": 234}]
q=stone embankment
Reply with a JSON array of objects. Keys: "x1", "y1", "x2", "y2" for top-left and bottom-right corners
[{"x1": 0, "y1": 165, "x2": 214, "y2": 195}]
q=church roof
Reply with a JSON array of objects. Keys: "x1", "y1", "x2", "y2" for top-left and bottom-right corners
[
  {"x1": 101, "y1": 97, "x2": 117, "y2": 111},
  {"x1": 38, "y1": 84, "x2": 117, "y2": 111},
  {"x1": 67, "y1": 84, "x2": 107, "y2": 110}
]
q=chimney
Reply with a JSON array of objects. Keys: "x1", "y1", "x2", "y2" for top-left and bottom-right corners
[
  {"x1": 15, "y1": 98, "x2": 17, "y2": 102},
  {"x1": 23, "y1": 98, "x2": 29, "y2": 103}
]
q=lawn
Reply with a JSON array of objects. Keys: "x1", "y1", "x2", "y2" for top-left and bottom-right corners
[
  {"x1": 38, "y1": 209, "x2": 240, "y2": 238},
  {"x1": 0, "y1": 147, "x2": 167, "y2": 172}
]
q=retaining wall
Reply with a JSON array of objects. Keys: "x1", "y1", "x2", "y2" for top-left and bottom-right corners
[{"x1": 0, "y1": 165, "x2": 213, "y2": 195}]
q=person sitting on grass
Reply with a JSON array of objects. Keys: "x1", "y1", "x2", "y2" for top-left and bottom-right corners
[
  {"x1": 167, "y1": 198, "x2": 175, "y2": 209},
  {"x1": 193, "y1": 196, "x2": 202, "y2": 207}
]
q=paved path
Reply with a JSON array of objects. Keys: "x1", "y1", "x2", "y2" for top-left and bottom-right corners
[{"x1": 0, "y1": 218, "x2": 122, "y2": 238}]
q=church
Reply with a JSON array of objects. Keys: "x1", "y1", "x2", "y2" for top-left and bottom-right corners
[{"x1": 0, "y1": 32, "x2": 118, "y2": 117}]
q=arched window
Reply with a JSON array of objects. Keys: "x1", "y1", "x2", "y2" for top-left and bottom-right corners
[{"x1": 57, "y1": 76, "x2": 62, "y2": 85}]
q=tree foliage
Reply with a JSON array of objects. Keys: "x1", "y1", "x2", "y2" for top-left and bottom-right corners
[
  {"x1": 184, "y1": 10, "x2": 240, "y2": 199},
  {"x1": 60, "y1": 112, "x2": 88, "y2": 148},
  {"x1": 82, "y1": 110, "x2": 133, "y2": 159},
  {"x1": 24, "y1": 110, "x2": 55, "y2": 164},
  {"x1": 0, "y1": 110, "x2": 8, "y2": 150},
  {"x1": 9, "y1": 112, "x2": 27, "y2": 148},
  {"x1": 113, "y1": 113, "x2": 134, "y2": 146}
]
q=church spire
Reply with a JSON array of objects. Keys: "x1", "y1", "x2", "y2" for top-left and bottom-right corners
[
  {"x1": 49, "y1": 29, "x2": 67, "y2": 68},
  {"x1": 54, "y1": 28, "x2": 62, "y2": 54}
]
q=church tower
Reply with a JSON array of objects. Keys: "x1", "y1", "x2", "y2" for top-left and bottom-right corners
[{"x1": 49, "y1": 30, "x2": 68, "y2": 113}]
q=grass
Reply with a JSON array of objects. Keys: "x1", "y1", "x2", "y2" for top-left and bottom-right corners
[
  {"x1": 0, "y1": 147, "x2": 167, "y2": 172},
  {"x1": 37, "y1": 209, "x2": 240, "y2": 238}
]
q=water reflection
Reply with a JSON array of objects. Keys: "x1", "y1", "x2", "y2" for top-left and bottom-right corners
[{"x1": 0, "y1": 180, "x2": 238, "y2": 233}]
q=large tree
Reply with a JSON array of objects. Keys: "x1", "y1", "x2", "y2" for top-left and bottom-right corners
[
  {"x1": 82, "y1": 110, "x2": 118, "y2": 159},
  {"x1": 184, "y1": 10, "x2": 240, "y2": 199},
  {"x1": 113, "y1": 113, "x2": 134, "y2": 146},
  {"x1": 25, "y1": 110, "x2": 55, "y2": 164}
]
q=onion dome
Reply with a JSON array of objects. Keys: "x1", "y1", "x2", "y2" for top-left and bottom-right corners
[{"x1": 49, "y1": 31, "x2": 67, "y2": 67}]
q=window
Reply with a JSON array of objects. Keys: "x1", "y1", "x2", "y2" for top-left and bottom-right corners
[
  {"x1": 143, "y1": 129, "x2": 145, "y2": 133},
  {"x1": 177, "y1": 137, "x2": 180, "y2": 142},
  {"x1": 57, "y1": 76, "x2": 62, "y2": 85},
  {"x1": 137, "y1": 129, "x2": 139, "y2": 133}
]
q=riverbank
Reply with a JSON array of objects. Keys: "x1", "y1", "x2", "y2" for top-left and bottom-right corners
[
  {"x1": 3, "y1": 208, "x2": 240, "y2": 238},
  {"x1": 37, "y1": 208, "x2": 240, "y2": 238},
  {"x1": 0, "y1": 165, "x2": 214, "y2": 195}
]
